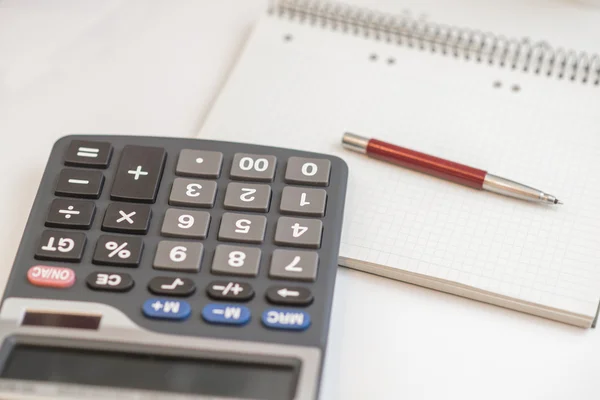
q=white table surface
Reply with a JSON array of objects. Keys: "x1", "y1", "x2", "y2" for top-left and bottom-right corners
[{"x1": 1, "y1": 1, "x2": 599, "y2": 399}]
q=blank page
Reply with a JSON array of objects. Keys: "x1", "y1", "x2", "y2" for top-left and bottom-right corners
[{"x1": 197, "y1": 11, "x2": 600, "y2": 324}]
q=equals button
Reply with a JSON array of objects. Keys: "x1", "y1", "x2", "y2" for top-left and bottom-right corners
[{"x1": 64, "y1": 139, "x2": 113, "y2": 168}]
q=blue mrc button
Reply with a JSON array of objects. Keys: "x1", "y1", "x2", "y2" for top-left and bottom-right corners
[
  {"x1": 202, "y1": 304, "x2": 251, "y2": 325},
  {"x1": 261, "y1": 308, "x2": 310, "y2": 331},
  {"x1": 142, "y1": 298, "x2": 191, "y2": 320}
]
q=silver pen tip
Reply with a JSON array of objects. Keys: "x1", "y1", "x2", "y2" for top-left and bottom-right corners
[{"x1": 555, "y1": 199, "x2": 563, "y2": 205}]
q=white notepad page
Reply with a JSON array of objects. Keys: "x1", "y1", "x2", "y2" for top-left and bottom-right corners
[{"x1": 197, "y1": 4, "x2": 600, "y2": 327}]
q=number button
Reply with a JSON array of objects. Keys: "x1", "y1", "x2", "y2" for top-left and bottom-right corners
[
  {"x1": 223, "y1": 182, "x2": 271, "y2": 212},
  {"x1": 218, "y1": 213, "x2": 267, "y2": 244},
  {"x1": 153, "y1": 240, "x2": 204, "y2": 272},
  {"x1": 176, "y1": 149, "x2": 223, "y2": 178},
  {"x1": 161, "y1": 209, "x2": 210, "y2": 239},
  {"x1": 285, "y1": 157, "x2": 331, "y2": 186},
  {"x1": 92, "y1": 235, "x2": 143, "y2": 267},
  {"x1": 34, "y1": 230, "x2": 86, "y2": 262},
  {"x1": 280, "y1": 186, "x2": 327, "y2": 217},
  {"x1": 211, "y1": 244, "x2": 261, "y2": 277},
  {"x1": 230, "y1": 153, "x2": 277, "y2": 182},
  {"x1": 169, "y1": 178, "x2": 217, "y2": 208},
  {"x1": 269, "y1": 249, "x2": 319, "y2": 281},
  {"x1": 274, "y1": 217, "x2": 323, "y2": 248}
]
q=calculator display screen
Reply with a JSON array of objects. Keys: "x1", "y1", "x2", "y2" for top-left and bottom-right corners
[{"x1": 0, "y1": 343, "x2": 298, "y2": 400}]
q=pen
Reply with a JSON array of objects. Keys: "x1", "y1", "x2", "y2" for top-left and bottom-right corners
[{"x1": 341, "y1": 132, "x2": 562, "y2": 205}]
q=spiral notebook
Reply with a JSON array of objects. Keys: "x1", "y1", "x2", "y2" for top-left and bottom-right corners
[{"x1": 197, "y1": 0, "x2": 600, "y2": 327}]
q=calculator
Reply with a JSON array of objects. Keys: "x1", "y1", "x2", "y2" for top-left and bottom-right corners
[{"x1": 0, "y1": 134, "x2": 348, "y2": 400}]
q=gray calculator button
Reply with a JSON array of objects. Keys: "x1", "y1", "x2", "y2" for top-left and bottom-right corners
[
  {"x1": 285, "y1": 157, "x2": 331, "y2": 186},
  {"x1": 211, "y1": 244, "x2": 261, "y2": 277},
  {"x1": 218, "y1": 213, "x2": 267, "y2": 244},
  {"x1": 230, "y1": 153, "x2": 277, "y2": 182},
  {"x1": 269, "y1": 249, "x2": 319, "y2": 281},
  {"x1": 169, "y1": 178, "x2": 217, "y2": 208},
  {"x1": 161, "y1": 209, "x2": 210, "y2": 239},
  {"x1": 274, "y1": 217, "x2": 322, "y2": 248},
  {"x1": 153, "y1": 241, "x2": 203, "y2": 272},
  {"x1": 223, "y1": 182, "x2": 271, "y2": 212},
  {"x1": 176, "y1": 149, "x2": 223, "y2": 178},
  {"x1": 280, "y1": 186, "x2": 327, "y2": 217}
]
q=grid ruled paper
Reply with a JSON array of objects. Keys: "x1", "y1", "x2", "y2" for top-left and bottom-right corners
[{"x1": 197, "y1": 13, "x2": 600, "y2": 325}]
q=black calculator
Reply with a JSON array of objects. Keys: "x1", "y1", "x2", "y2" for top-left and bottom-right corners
[{"x1": 0, "y1": 134, "x2": 348, "y2": 400}]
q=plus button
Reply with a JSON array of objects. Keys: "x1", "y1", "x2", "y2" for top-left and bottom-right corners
[{"x1": 127, "y1": 165, "x2": 148, "y2": 180}]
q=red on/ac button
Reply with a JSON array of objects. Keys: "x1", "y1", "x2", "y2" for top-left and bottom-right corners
[{"x1": 27, "y1": 266, "x2": 75, "y2": 288}]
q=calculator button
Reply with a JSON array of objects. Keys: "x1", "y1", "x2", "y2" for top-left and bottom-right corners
[
  {"x1": 211, "y1": 244, "x2": 261, "y2": 277},
  {"x1": 153, "y1": 241, "x2": 203, "y2": 272},
  {"x1": 45, "y1": 198, "x2": 96, "y2": 229},
  {"x1": 207, "y1": 281, "x2": 254, "y2": 302},
  {"x1": 269, "y1": 249, "x2": 319, "y2": 281},
  {"x1": 274, "y1": 217, "x2": 323, "y2": 248},
  {"x1": 63, "y1": 140, "x2": 113, "y2": 168},
  {"x1": 223, "y1": 182, "x2": 271, "y2": 212},
  {"x1": 27, "y1": 265, "x2": 76, "y2": 289},
  {"x1": 34, "y1": 230, "x2": 86, "y2": 262},
  {"x1": 86, "y1": 272, "x2": 133, "y2": 292},
  {"x1": 176, "y1": 149, "x2": 223, "y2": 178},
  {"x1": 280, "y1": 186, "x2": 327, "y2": 217},
  {"x1": 142, "y1": 298, "x2": 191, "y2": 321},
  {"x1": 161, "y1": 209, "x2": 210, "y2": 239},
  {"x1": 266, "y1": 286, "x2": 314, "y2": 306},
  {"x1": 101, "y1": 203, "x2": 152, "y2": 234},
  {"x1": 148, "y1": 277, "x2": 196, "y2": 297},
  {"x1": 92, "y1": 235, "x2": 143, "y2": 267},
  {"x1": 55, "y1": 168, "x2": 104, "y2": 199},
  {"x1": 202, "y1": 304, "x2": 251, "y2": 326},
  {"x1": 230, "y1": 153, "x2": 277, "y2": 182},
  {"x1": 285, "y1": 157, "x2": 331, "y2": 186},
  {"x1": 261, "y1": 308, "x2": 311, "y2": 331},
  {"x1": 169, "y1": 178, "x2": 217, "y2": 208},
  {"x1": 110, "y1": 145, "x2": 166, "y2": 203},
  {"x1": 218, "y1": 213, "x2": 267, "y2": 244}
]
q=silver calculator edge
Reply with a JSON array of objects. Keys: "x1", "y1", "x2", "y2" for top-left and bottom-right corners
[{"x1": 0, "y1": 297, "x2": 321, "y2": 400}]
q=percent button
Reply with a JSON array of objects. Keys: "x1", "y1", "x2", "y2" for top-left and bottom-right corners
[{"x1": 92, "y1": 234, "x2": 143, "y2": 267}]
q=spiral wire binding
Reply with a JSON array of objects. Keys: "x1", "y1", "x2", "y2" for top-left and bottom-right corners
[{"x1": 268, "y1": 0, "x2": 600, "y2": 86}]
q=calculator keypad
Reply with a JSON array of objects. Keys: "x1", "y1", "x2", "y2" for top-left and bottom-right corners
[
  {"x1": 13, "y1": 135, "x2": 348, "y2": 344},
  {"x1": 169, "y1": 178, "x2": 217, "y2": 208}
]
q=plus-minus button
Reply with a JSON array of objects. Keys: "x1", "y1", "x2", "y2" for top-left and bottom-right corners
[{"x1": 111, "y1": 145, "x2": 166, "y2": 203}]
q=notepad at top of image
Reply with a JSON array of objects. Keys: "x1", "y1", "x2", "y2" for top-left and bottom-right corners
[{"x1": 196, "y1": 0, "x2": 600, "y2": 328}]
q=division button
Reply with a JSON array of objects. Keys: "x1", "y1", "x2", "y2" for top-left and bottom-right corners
[
  {"x1": 64, "y1": 140, "x2": 113, "y2": 168},
  {"x1": 102, "y1": 203, "x2": 152, "y2": 234},
  {"x1": 110, "y1": 145, "x2": 166, "y2": 203},
  {"x1": 201, "y1": 304, "x2": 251, "y2": 326},
  {"x1": 92, "y1": 235, "x2": 143, "y2": 267},
  {"x1": 261, "y1": 309, "x2": 311, "y2": 331},
  {"x1": 148, "y1": 277, "x2": 196, "y2": 297},
  {"x1": 266, "y1": 286, "x2": 313, "y2": 306},
  {"x1": 207, "y1": 281, "x2": 254, "y2": 302},
  {"x1": 27, "y1": 265, "x2": 75, "y2": 288},
  {"x1": 45, "y1": 198, "x2": 96, "y2": 229},
  {"x1": 34, "y1": 230, "x2": 86, "y2": 262},
  {"x1": 86, "y1": 272, "x2": 133, "y2": 292},
  {"x1": 142, "y1": 298, "x2": 191, "y2": 321},
  {"x1": 176, "y1": 149, "x2": 223, "y2": 178},
  {"x1": 54, "y1": 168, "x2": 104, "y2": 199}
]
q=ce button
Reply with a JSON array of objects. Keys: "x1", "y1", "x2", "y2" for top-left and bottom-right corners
[{"x1": 86, "y1": 272, "x2": 133, "y2": 292}]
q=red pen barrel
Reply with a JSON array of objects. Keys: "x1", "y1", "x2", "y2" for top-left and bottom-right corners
[{"x1": 367, "y1": 139, "x2": 487, "y2": 189}]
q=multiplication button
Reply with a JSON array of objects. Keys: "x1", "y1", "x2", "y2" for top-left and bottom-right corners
[{"x1": 102, "y1": 203, "x2": 151, "y2": 234}]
